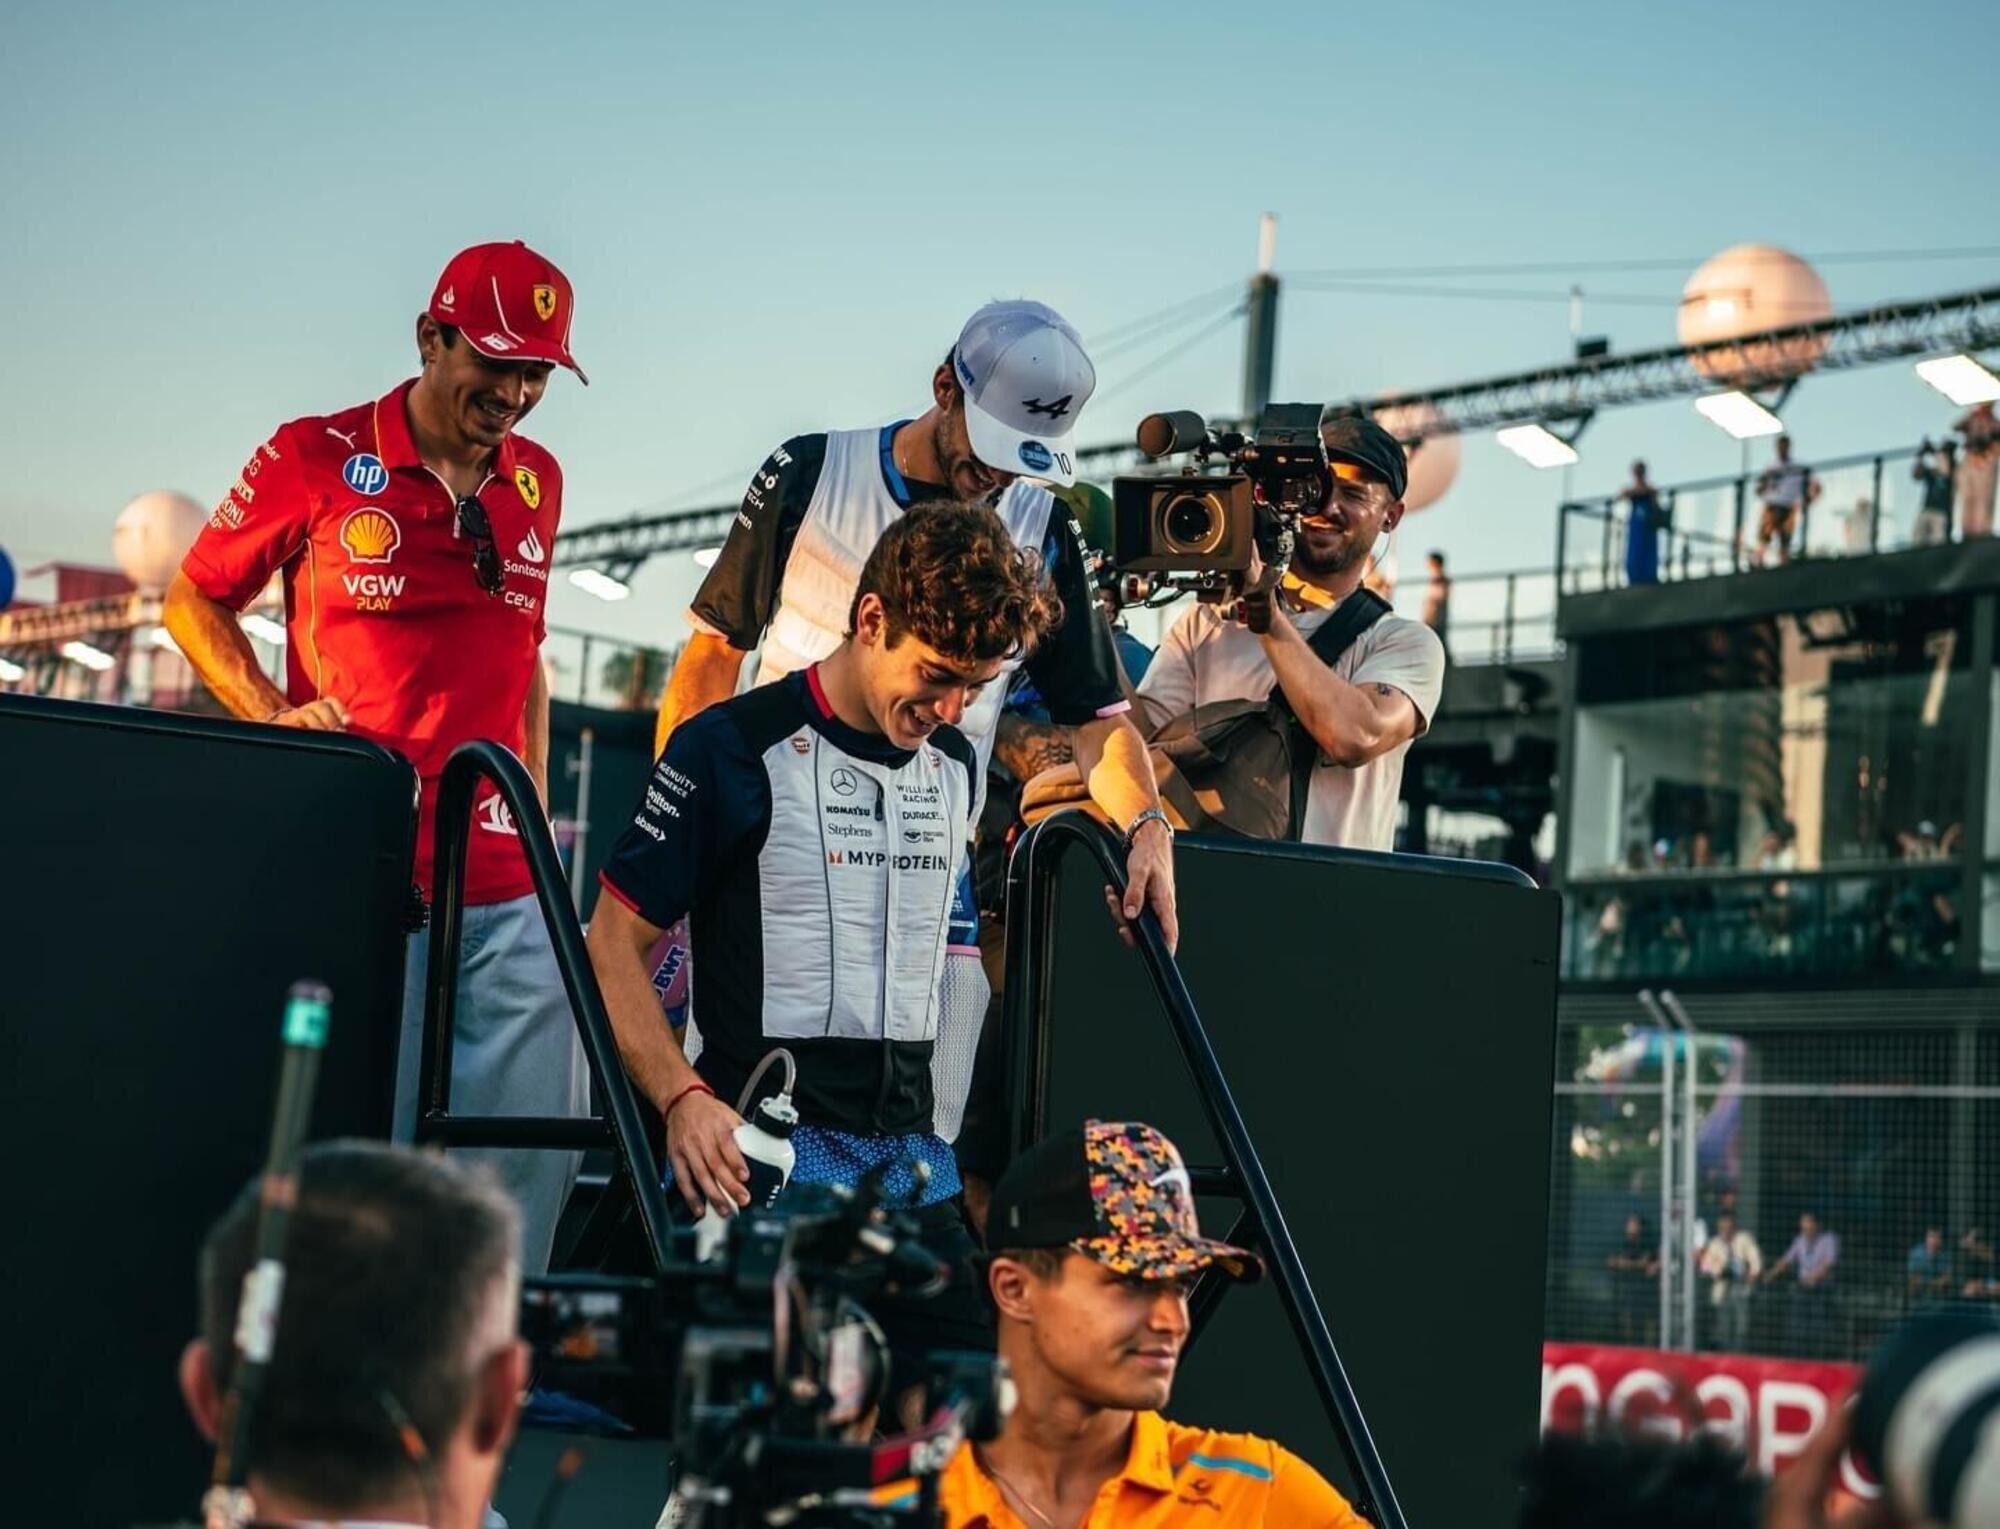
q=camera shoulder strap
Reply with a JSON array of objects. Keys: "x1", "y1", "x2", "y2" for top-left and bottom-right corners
[
  {"x1": 1274, "y1": 586, "x2": 1391, "y2": 840},
  {"x1": 1272, "y1": 586, "x2": 1393, "y2": 706}
]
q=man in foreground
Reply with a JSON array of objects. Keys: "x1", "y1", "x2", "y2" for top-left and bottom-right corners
[
  {"x1": 177, "y1": 1141, "x2": 527, "y2": 1529},
  {"x1": 943, "y1": 1119, "x2": 1367, "y2": 1526},
  {"x1": 588, "y1": 503, "x2": 1061, "y2": 1365},
  {"x1": 165, "y1": 241, "x2": 590, "y2": 1271},
  {"x1": 1135, "y1": 416, "x2": 1445, "y2": 853}
]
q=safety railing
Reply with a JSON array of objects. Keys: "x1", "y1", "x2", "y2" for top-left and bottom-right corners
[
  {"x1": 1557, "y1": 440, "x2": 1960, "y2": 593},
  {"x1": 1000, "y1": 812, "x2": 1408, "y2": 1529},
  {"x1": 415, "y1": 738, "x2": 677, "y2": 1271}
]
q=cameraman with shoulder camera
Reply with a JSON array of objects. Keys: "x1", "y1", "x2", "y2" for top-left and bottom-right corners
[
  {"x1": 589, "y1": 503, "x2": 1064, "y2": 1372},
  {"x1": 177, "y1": 1140, "x2": 527, "y2": 1529},
  {"x1": 1135, "y1": 418, "x2": 1444, "y2": 853},
  {"x1": 944, "y1": 1119, "x2": 1367, "y2": 1527}
]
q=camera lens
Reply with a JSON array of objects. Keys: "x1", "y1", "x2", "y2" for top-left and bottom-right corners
[{"x1": 1161, "y1": 491, "x2": 1224, "y2": 555}]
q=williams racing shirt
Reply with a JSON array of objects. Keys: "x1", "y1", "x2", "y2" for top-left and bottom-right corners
[
  {"x1": 688, "y1": 426, "x2": 1128, "y2": 782},
  {"x1": 598, "y1": 667, "x2": 977, "y2": 1137},
  {"x1": 179, "y1": 380, "x2": 562, "y2": 906}
]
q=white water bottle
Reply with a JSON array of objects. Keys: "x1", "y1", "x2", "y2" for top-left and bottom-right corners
[{"x1": 694, "y1": 1092, "x2": 798, "y2": 1261}]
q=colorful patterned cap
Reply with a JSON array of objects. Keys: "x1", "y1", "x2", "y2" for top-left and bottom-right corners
[{"x1": 987, "y1": 1120, "x2": 1263, "y2": 1283}]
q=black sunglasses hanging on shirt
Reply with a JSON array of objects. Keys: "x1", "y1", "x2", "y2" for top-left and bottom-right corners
[{"x1": 454, "y1": 495, "x2": 505, "y2": 596}]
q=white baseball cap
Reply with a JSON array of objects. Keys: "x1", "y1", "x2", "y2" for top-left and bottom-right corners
[{"x1": 950, "y1": 300, "x2": 1096, "y2": 487}]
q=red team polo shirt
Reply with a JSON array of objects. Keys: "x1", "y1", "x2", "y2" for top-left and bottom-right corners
[{"x1": 180, "y1": 379, "x2": 561, "y2": 905}]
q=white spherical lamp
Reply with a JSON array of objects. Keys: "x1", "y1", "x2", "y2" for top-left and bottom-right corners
[
  {"x1": 1678, "y1": 244, "x2": 1831, "y2": 382},
  {"x1": 112, "y1": 491, "x2": 207, "y2": 593},
  {"x1": 1372, "y1": 400, "x2": 1462, "y2": 511}
]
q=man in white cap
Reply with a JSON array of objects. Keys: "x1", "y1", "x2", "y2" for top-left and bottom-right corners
[{"x1": 649, "y1": 300, "x2": 1177, "y2": 1199}]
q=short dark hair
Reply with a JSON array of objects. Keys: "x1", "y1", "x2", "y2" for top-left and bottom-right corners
[
  {"x1": 1518, "y1": 1435, "x2": 1762, "y2": 1529},
  {"x1": 849, "y1": 502, "x2": 1063, "y2": 664},
  {"x1": 436, "y1": 321, "x2": 461, "y2": 348},
  {"x1": 198, "y1": 1141, "x2": 519, "y2": 1511}
]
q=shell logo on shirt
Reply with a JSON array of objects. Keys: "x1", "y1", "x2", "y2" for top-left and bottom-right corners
[
  {"x1": 339, "y1": 507, "x2": 401, "y2": 564},
  {"x1": 514, "y1": 466, "x2": 541, "y2": 510}
]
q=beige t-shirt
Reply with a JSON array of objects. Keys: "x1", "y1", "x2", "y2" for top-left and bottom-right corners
[{"x1": 1135, "y1": 596, "x2": 1446, "y2": 852}]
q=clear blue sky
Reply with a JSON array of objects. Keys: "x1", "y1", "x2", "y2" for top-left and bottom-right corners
[{"x1": 4, "y1": 0, "x2": 1996, "y2": 651}]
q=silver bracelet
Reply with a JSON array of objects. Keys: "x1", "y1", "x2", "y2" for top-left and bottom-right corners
[{"x1": 1124, "y1": 807, "x2": 1173, "y2": 848}]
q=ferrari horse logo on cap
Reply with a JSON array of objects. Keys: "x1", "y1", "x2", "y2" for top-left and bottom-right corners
[{"x1": 532, "y1": 284, "x2": 558, "y2": 322}]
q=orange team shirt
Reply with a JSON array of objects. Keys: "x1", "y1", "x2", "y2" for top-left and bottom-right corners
[
  {"x1": 939, "y1": 1411, "x2": 1371, "y2": 1527},
  {"x1": 180, "y1": 378, "x2": 561, "y2": 905}
]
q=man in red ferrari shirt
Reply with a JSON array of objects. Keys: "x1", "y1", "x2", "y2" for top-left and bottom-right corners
[{"x1": 164, "y1": 241, "x2": 589, "y2": 1271}]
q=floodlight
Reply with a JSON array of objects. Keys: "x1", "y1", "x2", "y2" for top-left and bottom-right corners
[
  {"x1": 568, "y1": 568, "x2": 631, "y2": 602},
  {"x1": 1694, "y1": 391, "x2": 1785, "y2": 439},
  {"x1": 1914, "y1": 354, "x2": 2000, "y2": 407},
  {"x1": 1496, "y1": 423, "x2": 1579, "y2": 468},
  {"x1": 61, "y1": 640, "x2": 117, "y2": 672}
]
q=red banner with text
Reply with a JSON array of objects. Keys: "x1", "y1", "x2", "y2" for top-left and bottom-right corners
[{"x1": 1541, "y1": 1343, "x2": 1870, "y2": 1486}]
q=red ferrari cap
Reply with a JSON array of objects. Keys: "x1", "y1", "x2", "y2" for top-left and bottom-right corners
[{"x1": 428, "y1": 241, "x2": 588, "y2": 385}]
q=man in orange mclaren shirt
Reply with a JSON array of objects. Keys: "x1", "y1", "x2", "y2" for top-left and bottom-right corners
[
  {"x1": 943, "y1": 1119, "x2": 1368, "y2": 1526},
  {"x1": 164, "y1": 241, "x2": 589, "y2": 1271}
]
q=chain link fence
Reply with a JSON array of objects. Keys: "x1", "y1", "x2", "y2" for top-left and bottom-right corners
[{"x1": 1545, "y1": 990, "x2": 2000, "y2": 1364}]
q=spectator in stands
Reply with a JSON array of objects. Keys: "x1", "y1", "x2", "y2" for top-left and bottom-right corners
[
  {"x1": 1763, "y1": 1212, "x2": 1839, "y2": 1355},
  {"x1": 1622, "y1": 461, "x2": 1664, "y2": 586},
  {"x1": 941, "y1": 1119, "x2": 1368, "y2": 1526},
  {"x1": 1908, "y1": 1225, "x2": 1955, "y2": 1304},
  {"x1": 1912, "y1": 439, "x2": 1957, "y2": 545},
  {"x1": 1961, "y1": 1228, "x2": 2000, "y2": 1301},
  {"x1": 1956, "y1": 401, "x2": 1998, "y2": 538},
  {"x1": 1699, "y1": 1210, "x2": 1763, "y2": 1351},
  {"x1": 1422, "y1": 550, "x2": 1452, "y2": 655},
  {"x1": 1756, "y1": 826, "x2": 1797, "y2": 872},
  {"x1": 177, "y1": 1142, "x2": 526, "y2": 1529},
  {"x1": 1753, "y1": 436, "x2": 1818, "y2": 567},
  {"x1": 1608, "y1": 1214, "x2": 1662, "y2": 1346}
]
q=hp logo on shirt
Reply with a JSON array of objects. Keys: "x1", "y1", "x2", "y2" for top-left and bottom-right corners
[{"x1": 342, "y1": 453, "x2": 389, "y2": 496}]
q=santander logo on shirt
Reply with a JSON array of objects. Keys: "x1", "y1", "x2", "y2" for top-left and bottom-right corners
[{"x1": 506, "y1": 522, "x2": 550, "y2": 584}]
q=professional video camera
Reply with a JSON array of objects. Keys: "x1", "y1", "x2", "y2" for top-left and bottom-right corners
[
  {"x1": 521, "y1": 1168, "x2": 1009, "y2": 1528},
  {"x1": 1110, "y1": 401, "x2": 1332, "y2": 605}
]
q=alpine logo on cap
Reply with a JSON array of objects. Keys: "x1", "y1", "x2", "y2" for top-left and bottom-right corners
[
  {"x1": 1023, "y1": 395, "x2": 1072, "y2": 420},
  {"x1": 1018, "y1": 440, "x2": 1054, "y2": 473},
  {"x1": 341, "y1": 453, "x2": 389, "y2": 495}
]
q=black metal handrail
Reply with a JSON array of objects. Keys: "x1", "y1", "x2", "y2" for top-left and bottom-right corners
[
  {"x1": 1001, "y1": 813, "x2": 1408, "y2": 1529},
  {"x1": 416, "y1": 738, "x2": 675, "y2": 1271}
]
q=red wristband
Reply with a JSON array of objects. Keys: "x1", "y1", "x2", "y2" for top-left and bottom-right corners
[{"x1": 661, "y1": 1081, "x2": 715, "y2": 1120}]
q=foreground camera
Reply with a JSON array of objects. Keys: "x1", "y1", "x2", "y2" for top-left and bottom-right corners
[
  {"x1": 520, "y1": 1174, "x2": 1007, "y2": 1527},
  {"x1": 1111, "y1": 402, "x2": 1331, "y2": 590},
  {"x1": 1852, "y1": 1306, "x2": 2000, "y2": 1529}
]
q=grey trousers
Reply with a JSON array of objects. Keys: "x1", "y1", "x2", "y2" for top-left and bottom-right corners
[{"x1": 394, "y1": 893, "x2": 588, "y2": 1274}]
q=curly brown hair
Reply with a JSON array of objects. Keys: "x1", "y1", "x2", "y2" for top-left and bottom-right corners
[{"x1": 848, "y1": 501, "x2": 1064, "y2": 664}]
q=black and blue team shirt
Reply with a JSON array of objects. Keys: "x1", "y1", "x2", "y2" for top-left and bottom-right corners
[{"x1": 599, "y1": 667, "x2": 978, "y2": 1199}]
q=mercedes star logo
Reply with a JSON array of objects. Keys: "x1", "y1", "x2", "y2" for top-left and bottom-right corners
[{"x1": 830, "y1": 767, "x2": 859, "y2": 797}]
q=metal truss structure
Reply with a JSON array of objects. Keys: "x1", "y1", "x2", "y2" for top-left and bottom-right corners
[{"x1": 549, "y1": 285, "x2": 2000, "y2": 570}]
